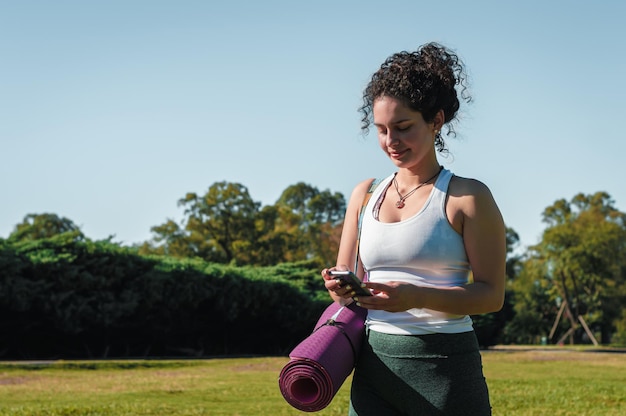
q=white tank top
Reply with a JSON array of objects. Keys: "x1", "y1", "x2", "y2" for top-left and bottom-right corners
[{"x1": 359, "y1": 168, "x2": 474, "y2": 335}]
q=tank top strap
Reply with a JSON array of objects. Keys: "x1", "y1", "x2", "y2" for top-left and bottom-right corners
[{"x1": 430, "y1": 168, "x2": 453, "y2": 211}]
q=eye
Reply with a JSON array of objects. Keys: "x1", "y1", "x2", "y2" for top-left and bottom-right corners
[{"x1": 396, "y1": 125, "x2": 411, "y2": 132}]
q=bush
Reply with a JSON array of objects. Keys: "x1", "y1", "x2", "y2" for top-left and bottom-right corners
[{"x1": 0, "y1": 236, "x2": 329, "y2": 359}]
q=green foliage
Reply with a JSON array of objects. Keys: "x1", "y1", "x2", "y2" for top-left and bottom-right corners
[
  {"x1": 612, "y1": 308, "x2": 626, "y2": 346},
  {"x1": 505, "y1": 226, "x2": 523, "y2": 280},
  {"x1": 140, "y1": 181, "x2": 346, "y2": 266},
  {"x1": 8, "y1": 213, "x2": 85, "y2": 242},
  {"x1": 507, "y1": 192, "x2": 626, "y2": 344},
  {"x1": 1, "y1": 231, "x2": 505, "y2": 355},
  {"x1": 0, "y1": 236, "x2": 330, "y2": 359},
  {"x1": 5, "y1": 181, "x2": 626, "y2": 351},
  {"x1": 275, "y1": 183, "x2": 346, "y2": 264},
  {"x1": 504, "y1": 261, "x2": 557, "y2": 344}
]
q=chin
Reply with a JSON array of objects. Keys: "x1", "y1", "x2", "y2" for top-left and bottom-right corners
[{"x1": 389, "y1": 158, "x2": 408, "y2": 167}]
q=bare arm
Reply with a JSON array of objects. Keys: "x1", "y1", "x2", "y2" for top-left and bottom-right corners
[{"x1": 321, "y1": 179, "x2": 375, "y2": 305}]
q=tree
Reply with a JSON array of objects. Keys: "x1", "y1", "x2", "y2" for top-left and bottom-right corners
[
  {"x1": 177, "y1": 181, "x2": 261, "y2": 264},
  {"x1": 142, "y1": 181, "x2": 346, "y2": 266},
  {"x1": 276, "y1": 183, "x2": 346, "y2": 264},
  {"x1": 505, "y1": 226, "x2": 523, "y2": 280},
  {"x1": 9, "y1": 213, "x2": 84, "y2": 242},
  {"x1": 516, "y1": 192, "x2": 626, "y2": 344},
  {"x1": 249, "y1": 205, "x2": 296, "y2": 265},
  {"x1": 142, "y1": 182, "x2": 261, "y2": 264},
  {"x1": 504, "y1": 258, "x2": 556, "y2": 344},
  {"x1": 138, "y1": 219, "x2": 197, "y2": 258}
]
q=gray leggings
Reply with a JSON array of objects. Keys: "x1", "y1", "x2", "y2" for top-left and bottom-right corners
[{"x1": 349, "y1": 330, "x2": 492, "y2": 416}]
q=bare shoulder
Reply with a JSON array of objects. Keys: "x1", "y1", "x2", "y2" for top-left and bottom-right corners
[
  {"x1": 447, "y1": 175, "x2": 502, "y2": 223},
  {"x1": 348, "y1": 178, "x2": 379, "y2": 206},
  {"x1": 448, "y1": 175, "x2": 493, "y2": 197},
  {"x1": 337, "y1": 177, "x2": 377, "y2": 229}
]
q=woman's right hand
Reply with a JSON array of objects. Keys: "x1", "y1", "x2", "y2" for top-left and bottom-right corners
[{"x1": 321, "y1": 266, "x2": 356, "y2": 305}]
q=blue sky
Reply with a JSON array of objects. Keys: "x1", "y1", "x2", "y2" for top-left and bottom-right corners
[{"x1": 2, "y1": 0, "x2": 625, "y2": 252}]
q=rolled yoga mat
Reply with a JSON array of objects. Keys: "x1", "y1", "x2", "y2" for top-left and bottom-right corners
[{"x1": 278, "y1": 301, "x2": 367, "y2": 412}]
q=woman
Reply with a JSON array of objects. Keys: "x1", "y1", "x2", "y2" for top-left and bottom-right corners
[{"x1": 322, "y1": 42, "x2": 505, "y2": 415}]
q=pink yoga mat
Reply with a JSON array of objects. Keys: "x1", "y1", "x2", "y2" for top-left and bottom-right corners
[{"x1": 278, "y1": 302, "x2": 367, "y2": 412}]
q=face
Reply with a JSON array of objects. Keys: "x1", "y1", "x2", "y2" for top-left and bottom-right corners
[{"x1": 373, "y1": 96, "x2": 441, "y2": 170}]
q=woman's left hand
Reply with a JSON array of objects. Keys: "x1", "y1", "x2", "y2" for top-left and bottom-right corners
[{"x1": 355, "y1": 281, "x2": 422, "y2": 312}]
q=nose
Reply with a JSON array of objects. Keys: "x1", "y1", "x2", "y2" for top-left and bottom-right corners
[{"x1": 385, "y1": 130, "x2": 400, "y2": 147}]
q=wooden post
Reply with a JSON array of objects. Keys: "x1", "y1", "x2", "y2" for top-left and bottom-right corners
[
  {"x1": 563, "y1": 301, "x2": 578, "y2": 344},
  {"x1": 548, "y1": 297, "x2": 600, "y2": 346},
  {"x1": 556, "y1": 327, "x2": 576, "y2": 345},
  {"x1": 578, "y1": 315, "x2": 599, "y2": 346},
  {"x1": 549, "y1": 301, "x2": 566, "y2": 340}
]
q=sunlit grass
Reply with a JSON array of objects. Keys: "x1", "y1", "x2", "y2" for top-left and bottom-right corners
[
  {"x1": 0, "y1": 348, "x2": 624, "y2": 415},
  {"x1": 484, "y1": 348, "x2": 626, "y2": 416}
]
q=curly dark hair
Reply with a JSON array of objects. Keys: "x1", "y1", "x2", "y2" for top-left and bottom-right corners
[{"x1": 359, "y1": 42, "x2": 471, "y2": 153}]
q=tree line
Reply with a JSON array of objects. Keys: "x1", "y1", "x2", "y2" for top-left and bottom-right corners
[
  {"x1": 138, "y1": 181, "x2": 345, "y2": 266},
  {"x1": 1, "y1": 181, "x2": 625, "y2": 358}
]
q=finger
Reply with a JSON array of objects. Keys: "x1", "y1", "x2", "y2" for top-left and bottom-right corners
[
  {"x1": 336, "y1": 279, "x2": 350, "y2": 288},
  {"x1": 352, "y1": 295, "x2": 371, "y2": 308},
  {"x1": 337, "y1": 285, "x2": 354, "y2": 297},
  {"x1": 363, "y1": 282, "x2": 389, "y2": 292},
  {"x1": 321, "y1": 268, "x2": 336, "y2": 280}
]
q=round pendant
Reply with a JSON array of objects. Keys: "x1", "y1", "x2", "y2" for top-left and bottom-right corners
[{"x1": 395, "y1": 200, "x2": 405, "y2": 208}]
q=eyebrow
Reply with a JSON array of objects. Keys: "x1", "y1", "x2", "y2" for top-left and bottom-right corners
[{"x1": 373, "y1": 119, "x2": 412, "y2": 127}]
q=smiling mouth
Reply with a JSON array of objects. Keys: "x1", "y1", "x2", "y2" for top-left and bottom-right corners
[{"x1": 389, "y1": 149, "x2": 408, "y2": 158}]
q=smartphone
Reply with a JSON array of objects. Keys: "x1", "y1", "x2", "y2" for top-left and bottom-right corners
[{"x1": 328, "y1": 270, "x2": 372, "y2": 296}]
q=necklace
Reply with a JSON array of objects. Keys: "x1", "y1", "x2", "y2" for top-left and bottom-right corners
[{"x1": 392, "y1": 166, "x2": 443, "y2": 208}]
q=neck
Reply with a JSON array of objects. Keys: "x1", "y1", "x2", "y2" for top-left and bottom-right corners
[{"x1": 395, "y1": 165, "x2": 443, "y2": 187}]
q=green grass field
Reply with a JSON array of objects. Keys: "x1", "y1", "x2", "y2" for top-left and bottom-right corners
[{"x1": 0, "y1": 348, "x2": 624, "y2": 415}]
